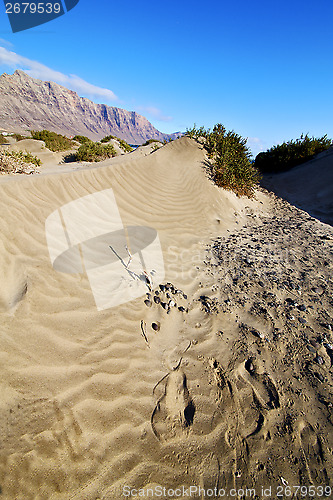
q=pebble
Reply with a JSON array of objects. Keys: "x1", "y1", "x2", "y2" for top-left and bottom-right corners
[
  {"x1": 161, "y1": 302, "x2": 168, "y2": 310},
  {"x1": 154, "y1": 296, "x2": 161, "y2": 304},
  {"x1": 144, "y1": 299, "x2": 152, "y2": 308},
  {"x1": 307, "y1": 345, "x2": 316, "y2": 353},
  {"x1": 178, "y1": 306, "x2": 186, "y2": 312},
  {"x1": 245, "y1": 359, "x2": 255, "y2": 373},
  {"x1": 252, "y1": 328, "x2": 264, "y2": 339},
  {"x1": 299, "y1": 317, "x2": 307, "y2": 324},
  {"x1": 152, "y1": 322, "x2": 160, "y2": 331},
  {"x1": 309, "y1": 339, "x2": 320, "y2": 349},
  {"x1": 297, "y1": 304, "x2": 307, "y2": 312},
  {"x1": 169, "y1": 300, "x2": 176, "y2": 308},
  {"x1": 314, "y1": 355, "x2": 324, "y2": 365}
]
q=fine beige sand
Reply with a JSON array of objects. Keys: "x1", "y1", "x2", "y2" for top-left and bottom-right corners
[{"x1": 0, "y1": 137, "x2": 332, "y2": 499}]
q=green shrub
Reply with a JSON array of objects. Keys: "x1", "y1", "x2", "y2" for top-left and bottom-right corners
[
  {"x1": 100, "y1": 135, "x2": 116, "y2": 143},
  {"x1": 142, "y1": 139, "x2": 163, "y2": 146},
  {"x1": 151, "y1": 143, "x2": 161, "y2": 152},
  {"x1": 75, "y1": 142, "x2": 117, "y2": 162},
  {"x1": 188, "y1": 123, "x2": 261, "y2": 198},
  {"x1": 117, "y1": 138, "x2": 133, "y2": 152},
  {"x1": 0, "y1": 149, "x2": 41, "y2": 173},
  {"x1": 31, "y1": 130, "x2": 74, "y2": 152},
  {"x1": 73, "y1": 135, "x2": 93, "y2": 144},
  {"x1": 9, "y1": 150, "x2": 41, "y2": 167},
  {"x1": 254, "y1": 134, "x2": 333, "y2": 173},
  {"x1": 11, "y1": 133, "x2": 25, "y2": 141},
  {"x1": 185, "y1": 124, "x2": 208, "y2": 140}
]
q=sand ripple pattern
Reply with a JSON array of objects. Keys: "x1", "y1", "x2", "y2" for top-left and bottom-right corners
[{"x1": 0, "y1": 138, "x2": 332, "y2": 498}]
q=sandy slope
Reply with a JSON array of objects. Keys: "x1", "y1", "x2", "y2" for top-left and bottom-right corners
[
  {"x1": 261, "y1": 147, "x2": 333, "y2": 226},
  {"x1": 0, "y1": 137, "x2": 332, "y2": 499}
]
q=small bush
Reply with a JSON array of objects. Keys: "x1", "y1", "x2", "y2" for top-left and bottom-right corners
[
  {"x1": 73, "y1": 135, "x2": 93, "y2": 144},
  {"x1": 254, "y1": 134, "x2": 333, "y2": 173},
  {"x1": 185, "y1": 124, "x2": 208, "y2": 140},
  {"x1": 188, "y1": 123, "x2": 261, "y2": 198},
  {"x1": 117, "y1": 138, "x2": 133, "y2": 153},
  {"x1": 0, "y1": 133, "x2": 7, "y2": 144},
  {"x1": 11, "y1": 133, "x2": 25, "y2": 141},
  {"x1": 31, "y1": 130, "x2": 74, "y2": 152},
  {"x1": 142, "y1": 139, "x2": 163, "y2": 146},
  {"x1": 100, "y1": 135, "x2": 116, "y2": 143},
  {"x1": 0, "y1": 150, "x2": 40, "y2": 174},
  {"x1": 75, "y1": 142, "x2": 117, "y2": 162},
  {"x1": 9, "y1": 150, "x2": 41, "y2": 167}
]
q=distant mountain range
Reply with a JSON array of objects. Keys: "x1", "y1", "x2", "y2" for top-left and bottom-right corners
[{"x1": 0, "y1": 70, "x2": 180, "y2": 144}]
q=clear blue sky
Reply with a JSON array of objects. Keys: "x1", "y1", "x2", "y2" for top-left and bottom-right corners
[{"x1": 0, "y1": 0, "x2": 332, "y2": 156}]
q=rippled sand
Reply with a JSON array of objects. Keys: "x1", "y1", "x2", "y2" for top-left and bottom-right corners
[{"x1": 0, "y1": 137, "x2": 332, "y2": 499}]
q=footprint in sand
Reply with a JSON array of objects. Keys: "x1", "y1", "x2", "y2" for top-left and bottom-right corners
[
  {"x1": 151, "y1": 365, "x2": 195, "y2": 441},
  {"x1": 232, "y1": 360, "x2": 280, "y2": 439},
  {"x1": 298, "y1": 422, "x2": 328, "y2": 484}
]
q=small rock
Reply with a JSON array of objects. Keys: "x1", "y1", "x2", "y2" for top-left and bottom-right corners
[
  {"x1": 314, "y1": 355, "x2": 324, "y2": 365},
  {"x1": 309, "y1": 339, "x2": 320, "y2": 349},
  {"x1": 178, "y1": 306, "x2": 186, "y2": 312},
  {"x1": 161, "y1": 302, "x2": 168, "y2": 310},
  {"x1": 152, "y1": 322, "x2": 160, "y2": 331},
  {"x1": 144, "y1": 300, "x2": 152, "y2": 308},
  {"x1": 245, "y1": 359, "x2": 255, "y2": 373},
  {"x1": 154, "y1": 296, "x2": 161, "y2": 304},
  {"x1": 252, "y1": 328, "x2": 264, "y2": 339},
  {"x1": 298, "y1": 304, "x2": 307, "y2": 312},
  {"x1": 299, "y1": 317, "x2": 307, "y2": 324},
  {"x1": 307, "y1": 345, "x2": 316, "y2": 353}
]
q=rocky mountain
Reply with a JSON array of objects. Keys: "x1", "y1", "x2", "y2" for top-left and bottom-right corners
[{"x1": 0, "y1": 70, "x2": 180, "y2": 144}]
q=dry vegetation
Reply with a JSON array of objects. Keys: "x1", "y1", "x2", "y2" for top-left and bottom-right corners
[{"x1": 0, "y1": 150, "x2": 40, "y2": 175}]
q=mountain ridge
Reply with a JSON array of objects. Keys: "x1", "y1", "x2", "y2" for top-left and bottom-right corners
[{"x1": 0, "y1": 70, "x2": 180, "y2": 144}]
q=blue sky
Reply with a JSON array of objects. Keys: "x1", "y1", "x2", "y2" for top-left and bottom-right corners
[{"x1": 0, "y1": 0, "x2": 332, "y2": 156}]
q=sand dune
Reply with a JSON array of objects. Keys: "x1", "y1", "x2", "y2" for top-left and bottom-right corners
[
  {"x1": 0, "y1": 137, "x2": 332, "y2": 499},
  {"x1": 261, "y1": 146, "x2": 333, "y2": 226}
]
